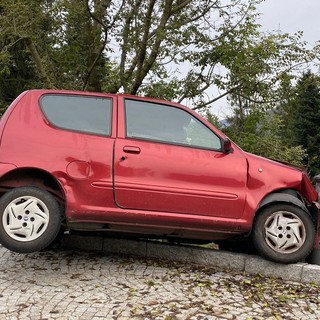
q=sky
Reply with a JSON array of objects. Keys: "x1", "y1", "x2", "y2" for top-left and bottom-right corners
[
  {"x1": 213, "y1": 0, "x2": 320, "y2": 118},
  {"x1": 257, "y1": 0, "x2": 320, "y2": 46}
]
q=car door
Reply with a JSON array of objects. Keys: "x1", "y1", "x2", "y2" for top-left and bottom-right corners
[{"x1": 114, "y1": 97, "x2": 248, "y2": 218}]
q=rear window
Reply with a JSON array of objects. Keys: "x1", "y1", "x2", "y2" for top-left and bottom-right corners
[{"x1": 40, "y1": 94, "x2": 112, "y2": 136}]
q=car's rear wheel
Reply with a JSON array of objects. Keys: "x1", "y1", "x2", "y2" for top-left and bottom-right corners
[
  {"x1": 0, "y1": 186, "x2": 62, "y2": 253},
  {"x1": 253, "y1": 204, "x2": 315, "y2": 263}
]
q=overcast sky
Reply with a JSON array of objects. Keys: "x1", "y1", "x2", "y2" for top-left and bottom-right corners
[
  {"x1": 213, "y1": 0, "x2": 319, "y2": 117},
  {"x1": 257, "y1": 0, "x2": 320, "y2": 45}
]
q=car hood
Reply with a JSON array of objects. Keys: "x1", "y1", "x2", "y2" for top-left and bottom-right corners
[
  {"x1": 265, "y1": 157, "x2": 307, "y2": 173},
  {"x1": 243, "y1": 151, "x2": 317, "y2": 202}
]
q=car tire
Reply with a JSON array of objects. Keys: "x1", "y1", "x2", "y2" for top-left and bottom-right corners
[
  {"x1": 252, "y1": 204, "x2": 315, "y2": 264},
  {"x1": 0, "y1": 186, "x2": 62, "y2": 253}
]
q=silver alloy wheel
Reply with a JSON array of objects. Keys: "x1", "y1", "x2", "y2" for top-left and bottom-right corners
[
  {"x1": 264, "y1": 210, "x2": 306, "y2": 254},
  {"x1": 2, "y1": 195, "x2": 50, "y2": 242}
]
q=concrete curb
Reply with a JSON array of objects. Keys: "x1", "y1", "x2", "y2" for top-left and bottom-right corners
[{"x1": 61, "y1": 234, "x2": 320, "y2": 284}]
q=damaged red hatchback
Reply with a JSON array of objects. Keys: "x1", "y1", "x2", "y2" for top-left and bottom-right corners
[{"x1": 0, "y1": 89, "x2": 319, "y2": 263}]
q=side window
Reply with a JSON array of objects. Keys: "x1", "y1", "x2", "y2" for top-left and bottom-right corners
[
  {"x1": 125, "y1": 99, "x2": 221, "y2": 150},
  {"x1": 40, "y1": 94, "x2": 112, "y2": 136}
]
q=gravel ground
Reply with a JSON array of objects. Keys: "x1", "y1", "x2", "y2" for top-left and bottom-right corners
[{"x1": 0, "y1": 245, "x2": 319, "y2": 320}]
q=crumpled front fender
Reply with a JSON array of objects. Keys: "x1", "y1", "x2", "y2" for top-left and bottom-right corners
[
  {"x1": 259, "y1": 192, "x2": 308, "y2": 212},
  {"x1": 310, "y1": 201, "x2": 320, "y2": 249}
]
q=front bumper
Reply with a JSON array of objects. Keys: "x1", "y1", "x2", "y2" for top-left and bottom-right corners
[
  {"x1": 315, "y1": 174, "x2": 320, "y2": 198},
  {"x1": 312, "y1": 174, "x2": 320, "y2": 248},
  {"x1": 312, "y1": 201, "x2": 320, "y2": 248}
]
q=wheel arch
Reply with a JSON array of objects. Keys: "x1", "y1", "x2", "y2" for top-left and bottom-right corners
[
  {"x1": 258, "y1": 189, "x2": 309, "y2": 214},
  {"x1": 258, "y1": 189, "x2": 320, "y2": 243},
  {"x1": 0, "y1": 168, "x2": 65, "y2": 202},
  {"x1": 249, "y1": 188, "x2": 316, "y2": 236}
]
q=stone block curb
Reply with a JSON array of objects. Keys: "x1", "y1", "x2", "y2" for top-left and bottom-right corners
[{"x1": 61, "y1": 234, "x2": 320, "y2": 284}]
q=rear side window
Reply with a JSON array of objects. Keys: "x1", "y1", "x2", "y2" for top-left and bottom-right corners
[{"x1": 40, "y1": 94, "x2": 112, "y2": 136}]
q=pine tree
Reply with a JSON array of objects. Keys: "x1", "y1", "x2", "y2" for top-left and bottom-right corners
[{"x1": 290, "y1": 71, "x2": 320, "y2": 177}]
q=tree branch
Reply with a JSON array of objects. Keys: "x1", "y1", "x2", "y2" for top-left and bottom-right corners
[
  {"x1": 192, "y1": 86, "x2": 241, "y2": 110},
  {"x1": 24, "y1": 37, "x2": 54, "y2": 89},
  {"x1": 84, "y1": 0, "x2": 126, "y2": 91},
  {"x1": 131, "y1": 0, "x2": 174, "y2": 94}
]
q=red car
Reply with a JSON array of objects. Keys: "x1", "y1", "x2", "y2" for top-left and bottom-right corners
[{"x1": 0, "y1": 89, "x2": 319, "y2": 263}]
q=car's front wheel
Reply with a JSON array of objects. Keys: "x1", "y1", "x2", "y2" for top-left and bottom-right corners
[
  {"x1": 253, "y1": 204, "x2": 315, "y2": 263},
  {"x1": 0, "y1": 186, "x2": 62, "y2": 253}
]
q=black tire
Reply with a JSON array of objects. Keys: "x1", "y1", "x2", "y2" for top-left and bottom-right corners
[
  {"x1": 252, "y1": 204, "x2": 315, "y2": 264},
  {"x1": 0, "y1": 186, "x2": 62, "y2": 253}
]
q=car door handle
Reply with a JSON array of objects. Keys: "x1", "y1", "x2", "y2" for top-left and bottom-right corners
[{"x1": 123, "y1": 146, "x2": 141, "y2": 154}]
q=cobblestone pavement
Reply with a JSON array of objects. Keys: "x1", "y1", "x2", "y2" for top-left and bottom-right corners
[{"x1": 0, "y1": 245, "x2": 319, "y2": 320}]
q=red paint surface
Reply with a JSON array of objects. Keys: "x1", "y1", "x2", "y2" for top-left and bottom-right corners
[{"x1": 0, "y1": 89, "x2": 318, "y2": 241}]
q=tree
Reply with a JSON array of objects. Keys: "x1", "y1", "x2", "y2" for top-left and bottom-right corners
[
  {"x1": 284, "y1": 71, "x2": 320, "y2": 176},
  {"x1": 0, "y1": 1, "x2": 45, "y2": 112},
  {"x1": 0, "y1": 0, "x2": 318, "y2": 112},
  {"x1": 221, "y1": 96, "x2": 307, "y2": 165},
  {"x1": 0, "y1": 37, "x2": 41, "y2": 113}
]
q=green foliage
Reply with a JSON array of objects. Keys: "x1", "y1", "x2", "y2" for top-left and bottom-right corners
[
  {"x1": 223, "y1": 105, "x2": 307, "y2": 166},
  {"x1": 0, "y1": 37, "x2": 41, "y2": 114},
  {"x1": 0, "y1": 0, "x2": 317, "y2": 109},
  {"x1": 138, "y1": 78, "x2": 180, "y2": 101},
  {"x1": 205, "y1": 111, "x2": 222, "y2": 130},
  {"x1": 281, "y1": 71, "x2": 320, "y2": 176}
]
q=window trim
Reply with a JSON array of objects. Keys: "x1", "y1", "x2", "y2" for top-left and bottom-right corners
[
  {"x1": 124, "y1": 98, "x2": 223, "y2": 152},
  {"x1": 39, "y1": 93, "x2": 113, "y2": 137}
]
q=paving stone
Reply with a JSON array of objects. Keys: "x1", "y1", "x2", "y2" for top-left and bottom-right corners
[{"x1": 1, "y1": 243, "x2": 320, "y2": 320}]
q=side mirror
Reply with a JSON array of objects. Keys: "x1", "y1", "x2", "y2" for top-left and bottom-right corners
[{"x1": 222, "y1": 138, "x2": 233, "y2": 154}]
